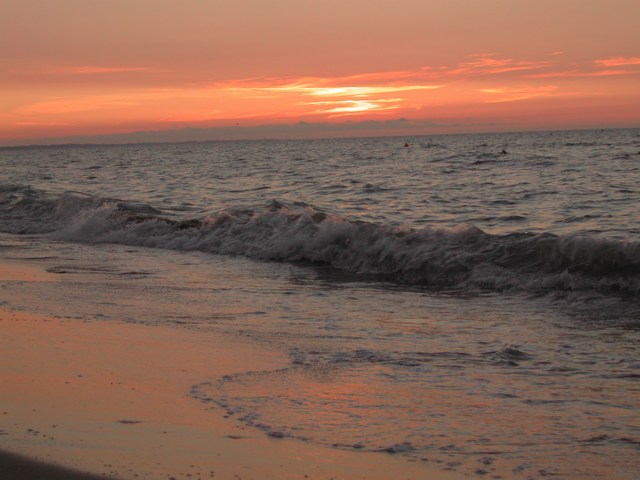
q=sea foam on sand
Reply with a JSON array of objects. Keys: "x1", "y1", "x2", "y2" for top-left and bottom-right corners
[{"x1": 0, "y1": 259, "x2": 464, "y2": 479}]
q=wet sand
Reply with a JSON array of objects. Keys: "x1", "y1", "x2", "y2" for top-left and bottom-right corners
[{"x1": 0, "y1": 261, "x2": 464, "y2": 480}]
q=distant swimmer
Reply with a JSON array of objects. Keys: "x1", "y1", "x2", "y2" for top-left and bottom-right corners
[
  {"x1": 404, "y1": 143, "x2": 410, "y2": 148},
  {"x1": 500, "y1": 148, "x2": 508, "y2": 155}
]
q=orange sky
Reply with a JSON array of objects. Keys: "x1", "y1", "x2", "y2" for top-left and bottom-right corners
[{"x1": 1, "y1": 0, "x2": 639, "y2": 145}]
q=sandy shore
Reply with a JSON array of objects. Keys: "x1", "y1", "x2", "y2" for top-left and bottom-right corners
[
  {"x1": 0, "y1": 449, "x2": 112, "y2": 480},
  {"x1": 0, "y1": 260, "x2": 464, "y2": 480}
]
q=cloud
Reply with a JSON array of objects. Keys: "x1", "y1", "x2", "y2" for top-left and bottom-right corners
[
  {"x1": 447, "y1": 54, "x2": 551, "y2": 77},
  {"x1": 21, "y1": 96, "x2": 140, "y2": 115},
  {"x1": 226, "y1": 81, "x2": 441, "y2": 98},
  {"x1": 218, "y1": 76, "x2": 441, "y2": 119},
  {"x1": 479, "y1": 85, "x2": 559, "y2": 103},
  {"x1": 5, "y1": 52, "x2": 638, "y2": 146},
  {"x1": 14, "y1": 121, "x2": 71, "y2": 126},
  {"x1": 43, "y1": 66, "x2": 161, "y2": 75},
  {"x1": 594, "y1": 57, "x2": 640, "y2": 67},
  {"x1": 524, "y1": 69, "x2": 630, "y2": 79}
]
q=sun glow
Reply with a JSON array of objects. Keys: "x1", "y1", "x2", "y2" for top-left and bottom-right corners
[
  {"x1": 1, "y1": 21, "x2": 639, "y2": 146},
  {"x1": 220, "y1": 80, "x2": 442, "y2": 118},
  {"x1": 266, "y1": 85, "x2": 441, "y2": 97}
]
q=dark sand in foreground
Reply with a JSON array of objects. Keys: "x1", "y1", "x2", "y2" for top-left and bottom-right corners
[{"x1": 0, "y1": 450, "x2": 114, "y2": 480}]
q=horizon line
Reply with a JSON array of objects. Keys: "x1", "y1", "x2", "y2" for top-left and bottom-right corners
[{"x1": 1, "y1": 123, "x2": 638, "y2": 150}]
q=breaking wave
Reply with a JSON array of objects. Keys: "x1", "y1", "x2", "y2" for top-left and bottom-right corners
[{"x1": 2, "y1": 183, "x2": 639, "y2": 295}]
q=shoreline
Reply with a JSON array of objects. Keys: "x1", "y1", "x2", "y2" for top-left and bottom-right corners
[{"x1": 0, "y1": 255, "x2": 465, "y2": 479}]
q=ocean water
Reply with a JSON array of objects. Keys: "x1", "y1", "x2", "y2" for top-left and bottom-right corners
[{"x1": 1, "y1": 128, "x2": 639, "y2": 478}]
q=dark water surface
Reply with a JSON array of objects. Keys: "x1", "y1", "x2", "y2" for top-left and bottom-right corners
[{"x1": 1, "y1": 128, "x2": 639, "y2": 478}]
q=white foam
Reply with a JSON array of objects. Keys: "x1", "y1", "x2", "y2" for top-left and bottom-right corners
[{"x1": 2, "y1": 184, "x2": 639, "y2": 295}]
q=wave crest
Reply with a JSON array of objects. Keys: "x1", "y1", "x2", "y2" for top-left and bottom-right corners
[{"x1": 1, "y1": 184, "x2": 639, "y2": 295}]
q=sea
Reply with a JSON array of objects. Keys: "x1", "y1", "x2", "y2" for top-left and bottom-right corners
[{"x1": 1, "y1": 128, "x2": 639, "y2": 479}]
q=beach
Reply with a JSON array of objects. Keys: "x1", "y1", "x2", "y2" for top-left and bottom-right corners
[
  {"x1": 0, "y1": 260, "x2": 466, "y2": 480},
  {"x1": 3, "y1": 0, "x2": 640, "y2": 475},
  {"x1": 1, "y1": 131, "x2": 639, "y2": 479}
]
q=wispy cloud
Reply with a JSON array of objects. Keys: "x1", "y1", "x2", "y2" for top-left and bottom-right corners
[
  {"x1": 447, "y1": 54, "x2": 551, "y2": 77},
  {"x1": 479, "y1": 85, "x2": 559, "y2": 103},
  {"x1": 221, "y1": 76, "x2": 441, "y2": 117},
  {"x1": 594, "y1": 57, "x2": 640, "y2": 67},
  {"x1": 14, "y1": 121, "x2": 71, "y2": 126},
  {"x1": 43, "y1": 65, "x2": 161, "y2": 75},
  {"x1": 259, "y1": 84, "x2": 440, "y2": 97},
  {"x1": 305, "y1": 98, "x2": 403, "y2": 116},
  {"x1": 22, "y1": 96, "x2": 140, "y2": 115},
  {"x1": 5, "y1": 64, "x2": 162, "y2": 79},
  {"x1": 321, "y1": 100, "x2": 390, "y2": 115},
  {"x1": 524, "y1": 69, "x2": 630, "y2": 79},
  {"x1": 5, "y1": 52, "x2": 639, "y2": 141}
]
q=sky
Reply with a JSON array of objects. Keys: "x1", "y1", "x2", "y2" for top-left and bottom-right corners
[{"x1": 1, "y1": 0, "x2": 639, "y2": 146}]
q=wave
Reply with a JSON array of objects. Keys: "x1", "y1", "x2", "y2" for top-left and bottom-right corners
[{"x1": 1, "y1": 183, "x2": 639, "y2": 296}]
